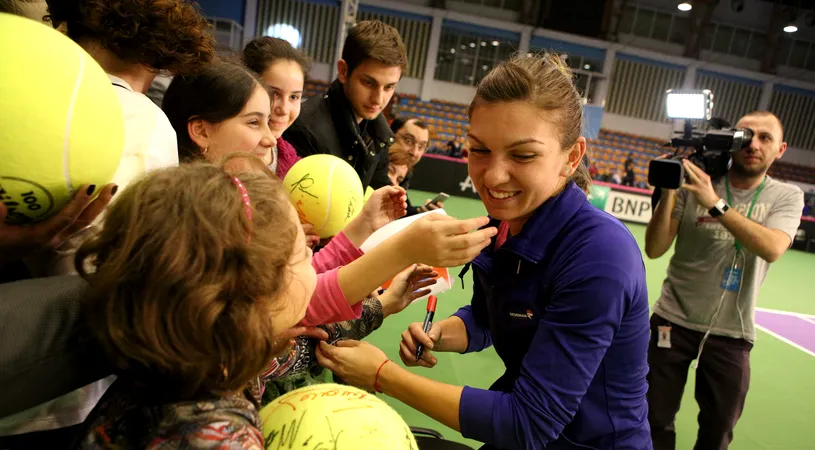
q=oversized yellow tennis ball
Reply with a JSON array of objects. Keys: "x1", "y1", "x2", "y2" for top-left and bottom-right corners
[
  {"x1": 283, "y1": 155, "x2": 363, "y2": 239},
  {"x1": 0, "y1": 13, "x2": 124, "y2": 224},
  {"x1": 260, "y1": 384, "x2": 417, "y2": 449},
  {"x1": 364, "y1": 186, "x2": 374, "y2": 203}
]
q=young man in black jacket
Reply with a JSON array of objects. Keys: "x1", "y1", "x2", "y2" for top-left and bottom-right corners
[{"x1": 284, "y1": 20, "x2": 408, "y2": 190}]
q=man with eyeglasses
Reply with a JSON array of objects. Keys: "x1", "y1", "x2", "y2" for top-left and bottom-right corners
[{"x1": 389, "y1": 117, "x2": 443, "y2": 215}]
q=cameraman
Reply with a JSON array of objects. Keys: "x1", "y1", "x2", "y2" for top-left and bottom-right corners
[{"x1": 644, "y1": 111, "x2": 804, "y2": 450}]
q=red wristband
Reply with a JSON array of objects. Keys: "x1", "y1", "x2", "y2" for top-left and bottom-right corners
[{"x1": 374, "y1": 359, "x2": 391, "y2": 393}]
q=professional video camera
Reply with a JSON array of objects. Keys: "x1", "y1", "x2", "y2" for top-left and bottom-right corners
[{"x1": 648, "y1": 89, "x2": 754, "y2": 189}]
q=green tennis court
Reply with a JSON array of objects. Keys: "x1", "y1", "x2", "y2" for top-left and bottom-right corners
[{"x1": 365, "y1": 190, "x2": 815, "y2": 449}]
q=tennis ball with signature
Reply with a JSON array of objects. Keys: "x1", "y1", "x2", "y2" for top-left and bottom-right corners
[
  {"x1": 259, "y1": 383, "x2": 417, "y2": 449},
  {"x1": 283, "y1": 155, "x2": 364, "y2": 239}
]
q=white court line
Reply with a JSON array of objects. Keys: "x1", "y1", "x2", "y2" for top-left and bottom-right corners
[
  {"x1": 756, "y1": 307, "x2": 815, "y2": 320},
  {"x1": 755, "y1": 324, "x2": 815, "y2": 359},
  {"x1": 802, "y1": 316, "x2": 815, "y2": 326}
]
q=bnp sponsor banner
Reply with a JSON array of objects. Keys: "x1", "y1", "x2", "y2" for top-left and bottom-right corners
[{"x1": 589, "y1": 185, "x2": 652, "y2": 224}]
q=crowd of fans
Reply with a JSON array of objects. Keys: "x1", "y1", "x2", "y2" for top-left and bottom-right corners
[
  {"x1": 1, "y1": 3, "x2": 481, "y2": 448},
  {"x1": 1, "y1": 2, "x2": 810, "y2": 450}
]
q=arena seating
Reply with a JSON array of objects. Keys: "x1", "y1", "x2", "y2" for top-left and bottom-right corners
[
  {"x1": 304, "y1": 79, "x2": 329, "y2": 100},
  {"x1": 770, "y1": 161, "x2": 815, "y2": 184},
  {"x1": 590, "y1": 129, "x2": 662, "y2": 187},
  {"x1": 303, "y1": 80, "x2": 815, "y2": 187},
  {"x1": 394, "y1": 95, "x2": 470, "y2": 146}
]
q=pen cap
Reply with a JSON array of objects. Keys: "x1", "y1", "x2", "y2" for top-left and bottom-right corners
[{"x1": 426, "y1": 295, "x2": 438, "y2": 312}]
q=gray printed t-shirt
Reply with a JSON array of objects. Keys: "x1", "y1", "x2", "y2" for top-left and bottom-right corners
[{"x1": 653, "y1": 176, "x2": 804, "y2": 342}]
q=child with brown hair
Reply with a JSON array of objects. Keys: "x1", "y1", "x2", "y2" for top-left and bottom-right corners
[
  {"x1": 71, "y1": 153, "x2": 490, "y2": 447},
  {"x1": 74, "y1": 157, "x2": 315, "y2": 448}
]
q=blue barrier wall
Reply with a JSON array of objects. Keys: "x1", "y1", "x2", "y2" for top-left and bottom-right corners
[
  {"x1": 195, "y1": 0, "x2": 245, "y2": 23},
  {"x1": 583, "y1": 105, "x2": 603, "y2": 141}
]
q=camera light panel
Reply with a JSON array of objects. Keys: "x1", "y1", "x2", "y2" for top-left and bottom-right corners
[{"x1": 665, "y1": 90, "x2": 712, "y2": 120}]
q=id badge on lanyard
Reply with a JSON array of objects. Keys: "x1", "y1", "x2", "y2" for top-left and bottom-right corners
[
  {"x1": 720, "y1": 175, "x2": 764, "y2": 293},
  {"x1": 721, "y1": 250, "x2": 745, "y2": 292}
]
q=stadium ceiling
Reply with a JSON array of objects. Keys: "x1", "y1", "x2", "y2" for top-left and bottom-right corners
[
  {"x1": 757, "y1": 0, "x2": 808, "y2": 8},
  {"x1": 755, "y1": 0, "x2": 815, "y2": 27}
]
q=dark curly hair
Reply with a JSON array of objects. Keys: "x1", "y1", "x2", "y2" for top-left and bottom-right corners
[
  {"x1": 45, "y1": 0, "x2": 215, "y2": 74},
  {"x1": 242, "y1": 36, "x2": 311, "y2": 78}
]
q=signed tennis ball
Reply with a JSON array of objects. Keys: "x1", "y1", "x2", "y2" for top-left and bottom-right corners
[
  {"x1": 0, "y1": 14, "x2": 124, "y2": 224},
  {"x1": 260, "y1": 384, "x2": 417, "y2": 449},
  {"x1": 283, "y1": 155, "x2": 363, "y2": 239},
  {"x1": 364, "y1": 186, "x2": 374, "y2": 203}
]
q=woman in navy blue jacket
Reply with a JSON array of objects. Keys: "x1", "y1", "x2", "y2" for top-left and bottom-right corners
[{"x1": 316, "y1": 53, "x2": 652, "y2": 450}]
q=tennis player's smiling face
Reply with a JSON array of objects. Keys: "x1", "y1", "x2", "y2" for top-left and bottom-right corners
[{"x1": 468, "y1": 101, "x2": 575, "y2": 234}]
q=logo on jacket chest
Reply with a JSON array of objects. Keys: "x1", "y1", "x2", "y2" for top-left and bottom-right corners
[{"x1": 509, "y1": 309, "x2": 535, "y2": 320}]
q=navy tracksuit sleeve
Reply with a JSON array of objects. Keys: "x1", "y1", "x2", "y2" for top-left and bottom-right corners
[{"x1": 458, "y1": 245, "x2": 638, "y2": 449}]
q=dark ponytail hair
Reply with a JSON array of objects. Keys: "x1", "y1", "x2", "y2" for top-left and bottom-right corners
[
  {"x1": 242, "y1": 36, "x2": 311, "y2": 78},
  {"x1": 162, "y1": 60, "x2": 266, "y2": 161}
]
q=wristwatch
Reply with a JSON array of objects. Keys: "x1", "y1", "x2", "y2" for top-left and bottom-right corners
[{"x1": 708, "y1": 198, "x2": 730, "y2": 218}]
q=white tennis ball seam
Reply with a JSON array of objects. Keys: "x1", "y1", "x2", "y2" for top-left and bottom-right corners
[
  {"x1": 315, "y1": 159, "x2": 337, "y2": 234},
  {"x1": 62, "y1": 46, "x2": 87, "y2": 197}
]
